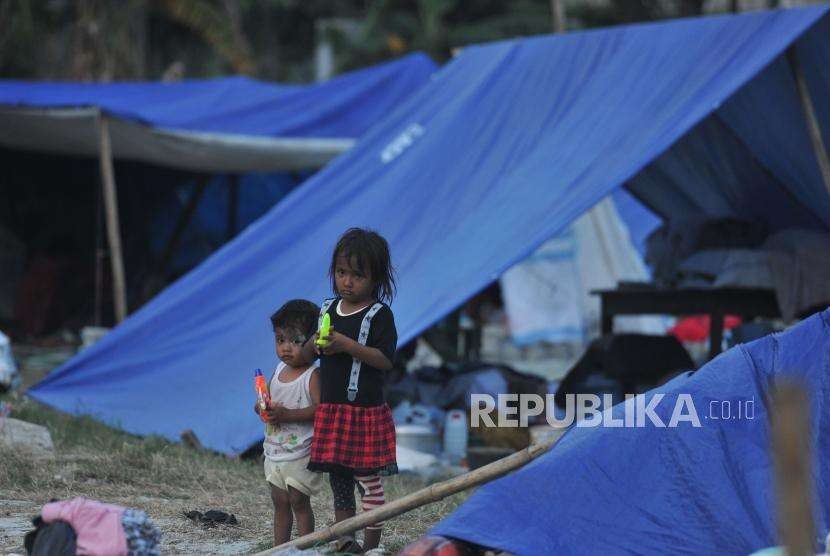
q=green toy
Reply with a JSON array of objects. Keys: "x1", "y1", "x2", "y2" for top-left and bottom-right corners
[{"x1": 316, "y1": 313, "x2": 332, "y2": 348}]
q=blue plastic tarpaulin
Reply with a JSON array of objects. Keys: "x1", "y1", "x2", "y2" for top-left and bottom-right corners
[
  {"x1": 0, "y1": 53, "x2": 437, "y2": 171},
  {"x1": 433, "y1": 309, "x2": 830, "y2": 555},
  {"x1": 611, "y1": 188, "x2": 661, "y2": 259},
  {"x1": 148, "y1": 172, "x2": 312, "y2": 273},
  {"x1": 0, "y1": 53, "x2": 437, "y2": 138},
  {"x1": 29, "y1": 7, "x2": 830, "y2": 454}
]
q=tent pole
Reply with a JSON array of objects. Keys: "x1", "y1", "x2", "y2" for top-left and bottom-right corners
[
  {"x1": 98, "y1": 114, "x2": 127, "y2": 323},
  {"x1": 786, "y1": 46, "x2": 830, "y2": 196}
]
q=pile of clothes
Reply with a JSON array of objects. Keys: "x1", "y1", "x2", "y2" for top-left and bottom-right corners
[
  {"x1": 647, "y1": 217, "x2": 830, "y2": 321},
  {"x1": 25, "y1": 497, "x2": 161, "y2": 556}
]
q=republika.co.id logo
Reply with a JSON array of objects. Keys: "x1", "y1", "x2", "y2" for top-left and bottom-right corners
[{"x1": 470, "y1": 393, "x2": 756, "y2": 428}]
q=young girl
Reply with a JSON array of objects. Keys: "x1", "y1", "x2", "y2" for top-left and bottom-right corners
[
  {"x1": 257, "y1": 299, "x2": 323, "y2": 546},
  {"x1": 302, "y1": 228, "x2": 398, "y2": 552}
]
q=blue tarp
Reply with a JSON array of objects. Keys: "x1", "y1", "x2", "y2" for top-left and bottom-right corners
[
  {"x1": 29, "y1": 7, "x2": 830, "y2": 454},
  {"x1": 149, "y1": 172, "x2": 311, "y2": 273},
  {"x1": 433, "y1": 309, "x2": 830, "y2": 555},
  {"x1": 0, "y1": 55, "x2": 436, "y2": 273},
  {"x1": 0, "y1": 53, "x2": 437, "y2": 138},
  {"x1": 611, "y1": 188, "x2": 661, "y2": 259}
]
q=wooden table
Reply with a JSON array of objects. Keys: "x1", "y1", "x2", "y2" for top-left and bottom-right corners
[{"x1": 592, "y1": 286, "x2": 780, "y2": 360}]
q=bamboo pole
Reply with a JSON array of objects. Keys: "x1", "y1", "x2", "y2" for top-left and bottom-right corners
[
  {"x1": 257, "y1": 436, "x2": 560, "y2": 554},
  {"x1": 771, "y1": 382, "x2": 814, "y2": 556},
  {"x1": 786, "y1": 46, "x2": 830, "y2": 196},
  {"x1": 98, "y1": 114, "x2": 127, "y2": 323}
]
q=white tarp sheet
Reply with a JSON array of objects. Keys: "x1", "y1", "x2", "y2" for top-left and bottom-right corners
[
  {"x1": 501, "y1": 197, "x2": 668, "y2": 346},
  {"x1": 0, "y1": 108, "x2": 353, "y2": 172}
]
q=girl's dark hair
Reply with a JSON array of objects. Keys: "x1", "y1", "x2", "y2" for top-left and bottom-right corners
[
  {"x1": 270, "y1": 299, "x2": 320, "y2": 336},
  {"x1": 329, "y1": 228, "x2": 396, "y2": 304}
]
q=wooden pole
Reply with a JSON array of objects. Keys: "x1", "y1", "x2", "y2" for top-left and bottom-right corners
[
  {"x1": 786, "y1": 46, "x2": 830, "y2": 196},
  {"x1": 258, "y1": 436, "x2": 560, "y2": 554},
  {"x1": 771, "y1": 382, "x2": 815, "y2": 556},
  {"x1": 98, "y1": 115, "x2": 127, "y2": 323},
  {"x1": 550, "y1": 0, "x2": 566, "y2": 33}
]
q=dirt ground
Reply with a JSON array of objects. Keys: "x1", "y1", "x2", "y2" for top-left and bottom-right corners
[
  {"x1": 0, "y1": 495, "x2": 263, "y2": 555},
  {"x1": 1, "y1": 346, "x2": 475, "y2": 554},
  {"x1": 0, "y1": 393, "x2": 468, "y2": 555},
  {"x1": 0, "y1": 443, "x2": 467, "y2": 555}
]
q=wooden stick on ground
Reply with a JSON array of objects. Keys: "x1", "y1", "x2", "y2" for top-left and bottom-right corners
[
  {"x1": 256, "y1": 435, "x2": 561, "y2": 555},
  {"x1": 771, "y1": 382, "x2": 815, "y2": 556}
]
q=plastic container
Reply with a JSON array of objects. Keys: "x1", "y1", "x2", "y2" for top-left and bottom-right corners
[{"x1": 443, "y1": 409, "x2": 468, "y2": 465}]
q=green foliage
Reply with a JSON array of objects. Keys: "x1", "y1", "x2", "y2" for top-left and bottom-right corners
[
  {"x1": 155, "y1": 0, "x2": 256, "y2": 75},
  {"x1": 0, "y1": 0, "x2": 732, "y2": 82},
  {"x1": 0, "y1": 0, "x2": 64, "y2": 78}
]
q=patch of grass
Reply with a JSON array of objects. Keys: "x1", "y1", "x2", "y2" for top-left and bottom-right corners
[{"x1": 4, "y1": 393, "x2": 146, "y2": 452}]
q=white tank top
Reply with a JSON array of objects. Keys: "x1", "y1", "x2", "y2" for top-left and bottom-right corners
[{"x1": 262, "y1": 362, "x2": 316, "y2": 461}]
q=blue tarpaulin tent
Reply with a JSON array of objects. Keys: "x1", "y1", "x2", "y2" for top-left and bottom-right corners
[
  {"x1": 29, "y1": 6, "x2": 830, "y2": 455},
  {"x1": 0, "y1": 53, "x2": 437, "y2": 294},
  {"x1": 0, "y1": 53, "x2": 437, "y2": 171},
  {"x1": 433, "y1": 309, "x2": 830, "y2": 555},
  {"x1": 148, "y1": 172, "x2": 312, "y2": 273}
]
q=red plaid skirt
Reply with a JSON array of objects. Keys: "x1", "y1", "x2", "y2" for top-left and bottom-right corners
[{"x1": 309, "y1": 403, "x2": 398, "y2": 476}]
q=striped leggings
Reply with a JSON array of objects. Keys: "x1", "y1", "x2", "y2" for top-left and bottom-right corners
[{"x1": 329, "y1": 473, "x2": 386, "y2": 529}]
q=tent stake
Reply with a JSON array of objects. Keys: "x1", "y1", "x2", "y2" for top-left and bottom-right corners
[
  {"x1": 98, "y1": 114, "x2": 127, "y2": 323},
  {"x1": 786, "y1": 46, "x2": 830, "y2": 196},
  {"x1": 258, "y1": 435, "x2": 560, "y2": 554}
]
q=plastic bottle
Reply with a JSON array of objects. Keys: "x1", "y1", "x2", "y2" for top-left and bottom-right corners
[{"x1": 443, "y1": 409, "x2": 468, "y2": 466}]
